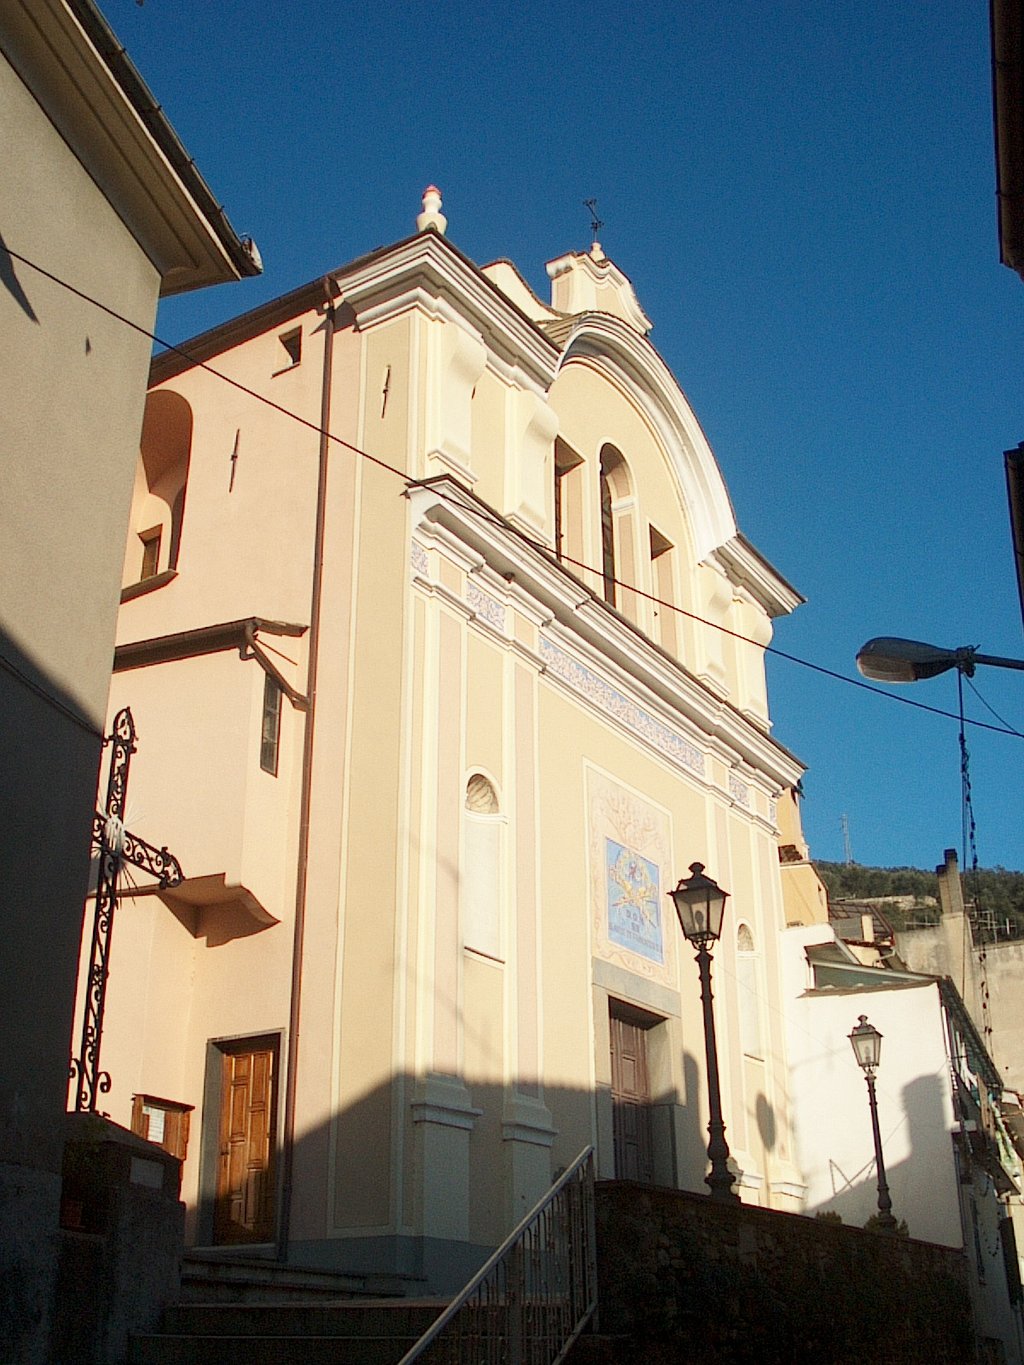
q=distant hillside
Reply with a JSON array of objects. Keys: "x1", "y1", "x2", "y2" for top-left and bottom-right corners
[{"x1": 815, "y1": 861, "x2": 1024, "y2": 940}]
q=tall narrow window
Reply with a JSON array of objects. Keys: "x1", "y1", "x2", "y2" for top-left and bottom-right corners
[
  {"x1": 139, "y1": 526, "x2": 162, "y2": 580},
  {"x1": 554, "y1": 439, "x2": 584, "y2": 564},
  {"x1": 462, "y1": 774, "x2": 502, "y2": 959},
  {"x1": 649, "y1": 525, "x2": 678, "y2": 655},
  {"x1": 260, "y1": 675, "x2": 282, "y2": 775},
  {"x1": 599, "y1": 446, "x2": 631, "y2": 610},
  {"x1": 600, "y1": 463, "x2": 616, "y2": 605},
  {"x1": 737, "y1": 923, "x2": 763, "y2": 1059}
]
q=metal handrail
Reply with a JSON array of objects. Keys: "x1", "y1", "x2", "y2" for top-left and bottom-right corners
[{"x1": 397, "y1": 1145, "x2": 597, "y2": 1364}]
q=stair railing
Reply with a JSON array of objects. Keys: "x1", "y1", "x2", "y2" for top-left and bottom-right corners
[{"x1": 397, "y1": 1145, "x2": 597, "y2": 1364}]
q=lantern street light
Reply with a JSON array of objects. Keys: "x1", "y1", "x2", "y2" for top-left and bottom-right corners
[
  {"x1": 848, "y1": 1015, "x2": 897, "y2": 1233},
  {"x1": 669, "y1": 862, "x2": 739, "y2": 1202},
  {"x1": 855, "y1": 636, "x2": 1024, "y2": 684}
]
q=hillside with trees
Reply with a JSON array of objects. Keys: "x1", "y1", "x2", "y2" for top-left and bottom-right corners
[{"x1": 815, "y1": 860, "x2": 1024, "y2": 940}]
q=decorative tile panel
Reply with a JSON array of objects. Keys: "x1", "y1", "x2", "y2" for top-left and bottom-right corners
[
  {"x1": 541, "y1": 638, "x2": 705, "y2": 778},
  {"x1": 466, "y1": 581, "x2": 506, "y2": 632},
  {"x1": 729, "y1": 773, "x2": 750, "y2": 808}
]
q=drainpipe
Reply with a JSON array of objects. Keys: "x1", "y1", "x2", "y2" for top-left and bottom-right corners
[{"x1": 277, "y1": 280, "x2": 337, "y2": 1259}]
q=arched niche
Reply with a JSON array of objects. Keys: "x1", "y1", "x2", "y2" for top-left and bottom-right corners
[{"x1": 124, "y1": 389, "x2": 193, "y2": 585}]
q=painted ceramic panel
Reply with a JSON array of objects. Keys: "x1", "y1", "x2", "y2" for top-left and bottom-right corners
[
  {"x1": 587, "y1": 765, "x2": 674, "y2": 985},
  {"x1": 606, "y1": 839, "x2": 663, "y2": 963}
]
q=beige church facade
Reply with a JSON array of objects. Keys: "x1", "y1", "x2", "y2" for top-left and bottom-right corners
[{"x1": 85, "y1": 192, "x2": 810, "y2": 1288}]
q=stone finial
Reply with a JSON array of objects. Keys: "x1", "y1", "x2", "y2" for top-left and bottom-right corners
[{"x1": 417, "y1": 185, "x2": 447, "y2": 235}]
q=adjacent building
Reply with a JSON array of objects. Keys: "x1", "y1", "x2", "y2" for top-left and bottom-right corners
[{"x1": 0, "y1": 2, "x2": 259, "y2": 1358}]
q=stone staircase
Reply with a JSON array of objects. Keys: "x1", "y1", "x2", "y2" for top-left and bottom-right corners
[{"x1": 128, "y1": 1253, "x2": 445, "y2": 1364}]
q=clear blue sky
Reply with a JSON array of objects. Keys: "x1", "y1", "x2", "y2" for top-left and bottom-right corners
[{"x1": 109, "y1": 0, "x2": 1024, "y2": 871}]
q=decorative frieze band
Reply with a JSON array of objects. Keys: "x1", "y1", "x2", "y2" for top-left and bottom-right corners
[
  {"x1": 540, "y1": 637, "x2": 705, "y2": 778},
  {"x1": 466, "y1": 580, "x2": 506, "y2": 632},
  {"x1": 410, "y1": 540, "x2": 429, "y2": 577}
]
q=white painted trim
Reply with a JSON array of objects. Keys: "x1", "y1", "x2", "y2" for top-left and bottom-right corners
[{"x1": 407, "y1": 480, "x2": 804, "y2": 794}]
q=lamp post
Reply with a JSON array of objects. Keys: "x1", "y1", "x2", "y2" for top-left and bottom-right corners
[
  {"x1": 669, "y1": 862, "x2": 739, "y2": 1202},
  {"x1": 856, "y1": 636, "x2": 1024, "y2": 684},
  {"x1": 848, "y1": 1014, "x2": 897, "y2": 1233}
]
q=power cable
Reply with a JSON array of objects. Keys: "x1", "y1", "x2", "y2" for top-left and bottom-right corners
[
  {"x1": 10, "y1": 245, "x2": 1024, "y2": 742},
  {"x1": 965, "y1": 675, "x2": 1024, "y2": 738}
]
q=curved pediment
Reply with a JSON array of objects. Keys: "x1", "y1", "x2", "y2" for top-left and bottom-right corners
[{"x1": 553, "y1": 312, "x2": 737, "y2": 565}]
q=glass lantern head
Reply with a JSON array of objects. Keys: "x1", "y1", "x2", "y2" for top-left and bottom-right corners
[{"x1": 669, "y1": 862, "x2": 729, "y2": 946}]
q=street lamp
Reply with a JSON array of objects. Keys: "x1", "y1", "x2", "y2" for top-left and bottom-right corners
[
  {"x1": 848, "y1": 1015, "x2": 897, "y2": 1233},
  {"x1": 669, "y1": 862, "x2": 739, "y2": 1202},
  {"x1": 856, "y1": 636, "x2": 1024, "y2": 684}
]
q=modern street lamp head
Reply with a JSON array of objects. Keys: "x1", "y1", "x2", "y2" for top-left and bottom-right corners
[
  {"x1": 855, "y1": 637, "x2": 977, "y2": 684},
  {"x1": 849, "y1": 1014, "x2": 883, "y2": 1075},
  {"x1": 669, "y1": 862, "x2": 729, "y2": 946}
]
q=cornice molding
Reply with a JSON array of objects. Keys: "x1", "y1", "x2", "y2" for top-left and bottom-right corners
[
  {"x1": 407, "y1": 478, "x2": 804, "y2": 795},
  {"x1": 337, "y1": 232, "x2": 560, "y2": 390},
  {"x1": 714, "y1": 534, "x2": 804, "y2": 619},
  {"x1": 3, "y1": 0, "x2": 259, "y2": 294}
]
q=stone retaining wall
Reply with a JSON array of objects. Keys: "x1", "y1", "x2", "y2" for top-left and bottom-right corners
[{"x1": 593, "y1": 1181, "x2": 976, "y2": 1364}]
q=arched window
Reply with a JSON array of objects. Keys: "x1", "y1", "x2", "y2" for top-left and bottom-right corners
[
  {"x1": 125, "y1": 390, "x2": 193, "y2": 585},
  {"x1": 736, "y1": 923, "x2": 763, "y2": 1059},
  {"x1": 462, "y1": 774, "x2": 503, "y2": 959},
  {"x1": 599, "y1": 445, "x2": 631, "y2": 608}
]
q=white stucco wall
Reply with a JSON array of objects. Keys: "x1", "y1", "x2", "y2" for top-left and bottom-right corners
[{"x1": 781, "y1": 925, "x2": 962, "y2": 1247}]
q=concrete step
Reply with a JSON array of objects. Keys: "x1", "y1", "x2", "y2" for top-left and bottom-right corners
[
  {"x1": 563, "y1": 1334, "x2": 636, "y2": 1363},
  {"x1": 180, "y1": 1251, "x2": 414, "y2": 1303},
  {"x1": 128, "y1": 1333, "x2": 424, "y2": 1364},
  {"x1": 128, "y1": 1297, "x2": 448, "y2": 1364},
  {"x1": 161, "y1": 1299, "x2": 445, "y2": 1338}
]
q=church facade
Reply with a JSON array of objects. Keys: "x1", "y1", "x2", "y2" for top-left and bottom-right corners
[{"x1": 86, "y1": 192, "x2": 808, "y2": 1288}]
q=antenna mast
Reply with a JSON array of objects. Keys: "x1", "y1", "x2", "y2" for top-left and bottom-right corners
[{"x1": 583, "y1": 198, "x2": 604, "y2": 248}]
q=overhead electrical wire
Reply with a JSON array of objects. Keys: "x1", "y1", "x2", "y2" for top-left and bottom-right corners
[{"x1": 10, "y1": 244, "x2": 1024, "y2": 742}]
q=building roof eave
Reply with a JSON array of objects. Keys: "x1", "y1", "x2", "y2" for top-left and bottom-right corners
[{"x1": 3, "y1": 0, "x2": 261, "y2": 294}]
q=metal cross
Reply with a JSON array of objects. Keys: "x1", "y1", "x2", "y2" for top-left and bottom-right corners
[{"x1": 70, "y1": 707, "x2": 183, "y2": 1112}]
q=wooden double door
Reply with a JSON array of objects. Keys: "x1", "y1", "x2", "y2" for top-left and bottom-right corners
[
  {"x1": 213, "y1": 1037, "x2": 278, "y2": 1245},
  {"x1": 610, "y1": 1010, "x2": 655, "y2": 1184}
]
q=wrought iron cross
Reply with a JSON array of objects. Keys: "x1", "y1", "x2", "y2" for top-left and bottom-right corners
[{"x1": 70, "y1": 707, "x2": 183, "y2": 1112}]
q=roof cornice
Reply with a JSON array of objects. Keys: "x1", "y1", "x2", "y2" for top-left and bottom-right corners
[
  {"x1": 337, "y1": 230, "x2": 560, "y2": 387},
  {"x1": 408, "y1": 476, "x2": 804, "y2": 792},
  {"x1": 715, "y1": 533, "x2": 805, "y2": 619},
  {"x1": 149, "y1": 231, "x2": 562, "y2": 388},
  {"x1": 2, "y1": 0, "x2": 261, "y2": 294}
]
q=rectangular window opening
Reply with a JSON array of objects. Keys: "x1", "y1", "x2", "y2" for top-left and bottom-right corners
[
  {"x1": 278, "y1": 328, "x2": 302, "y2": 368},
  {"x1": 649, "y1": 525, "x2": 677, "y2": 654},
  {"x1": 139, "y1": 526, "x2": 162, "y2": 580},
  {"x1": 554, "y1": 439, "x2": 585, "y2": 564},
  {"x1": 260, "y1": 675, "x2": 282, "y2": 775}
]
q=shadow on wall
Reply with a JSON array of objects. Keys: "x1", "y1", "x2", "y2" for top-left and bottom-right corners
[
  {"x1": 0, "y1": 230, "x2": 39, "y2": 322},
  {"x1": 807, "y1": 1068, "x2": 954, "y2": 1240},
  {"x1": 183, "y1": 1062, "x2": 710, "y2": 1292},
  {"x1": 171, "y1": 1047, "x2": 902, "y2": 1297}
]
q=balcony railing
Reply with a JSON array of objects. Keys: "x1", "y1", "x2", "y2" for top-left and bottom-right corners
[{"x1": 398, "y1": 1145, "x2": 597, "y2": 1365}]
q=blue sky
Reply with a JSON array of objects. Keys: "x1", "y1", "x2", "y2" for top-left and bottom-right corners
[{"x1": 109, "y1": 0, "x2": 1024, "y2": 871}]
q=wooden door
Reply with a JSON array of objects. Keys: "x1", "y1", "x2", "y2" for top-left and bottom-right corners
[
  {"x1": 610, "y1": 1013, "x2": 654, "y2": 1183},
  {"x1": 214, "y1": 1039, "x2": 278, "y2": 1244}
]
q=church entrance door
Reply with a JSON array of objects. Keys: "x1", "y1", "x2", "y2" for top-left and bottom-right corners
[
  {"x1": 213, "y1": 1037, "x2": 278, "y2": 1244},
  {"x1": 610, "y1": 1009, "x2": 654, "y2": 1183}
]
